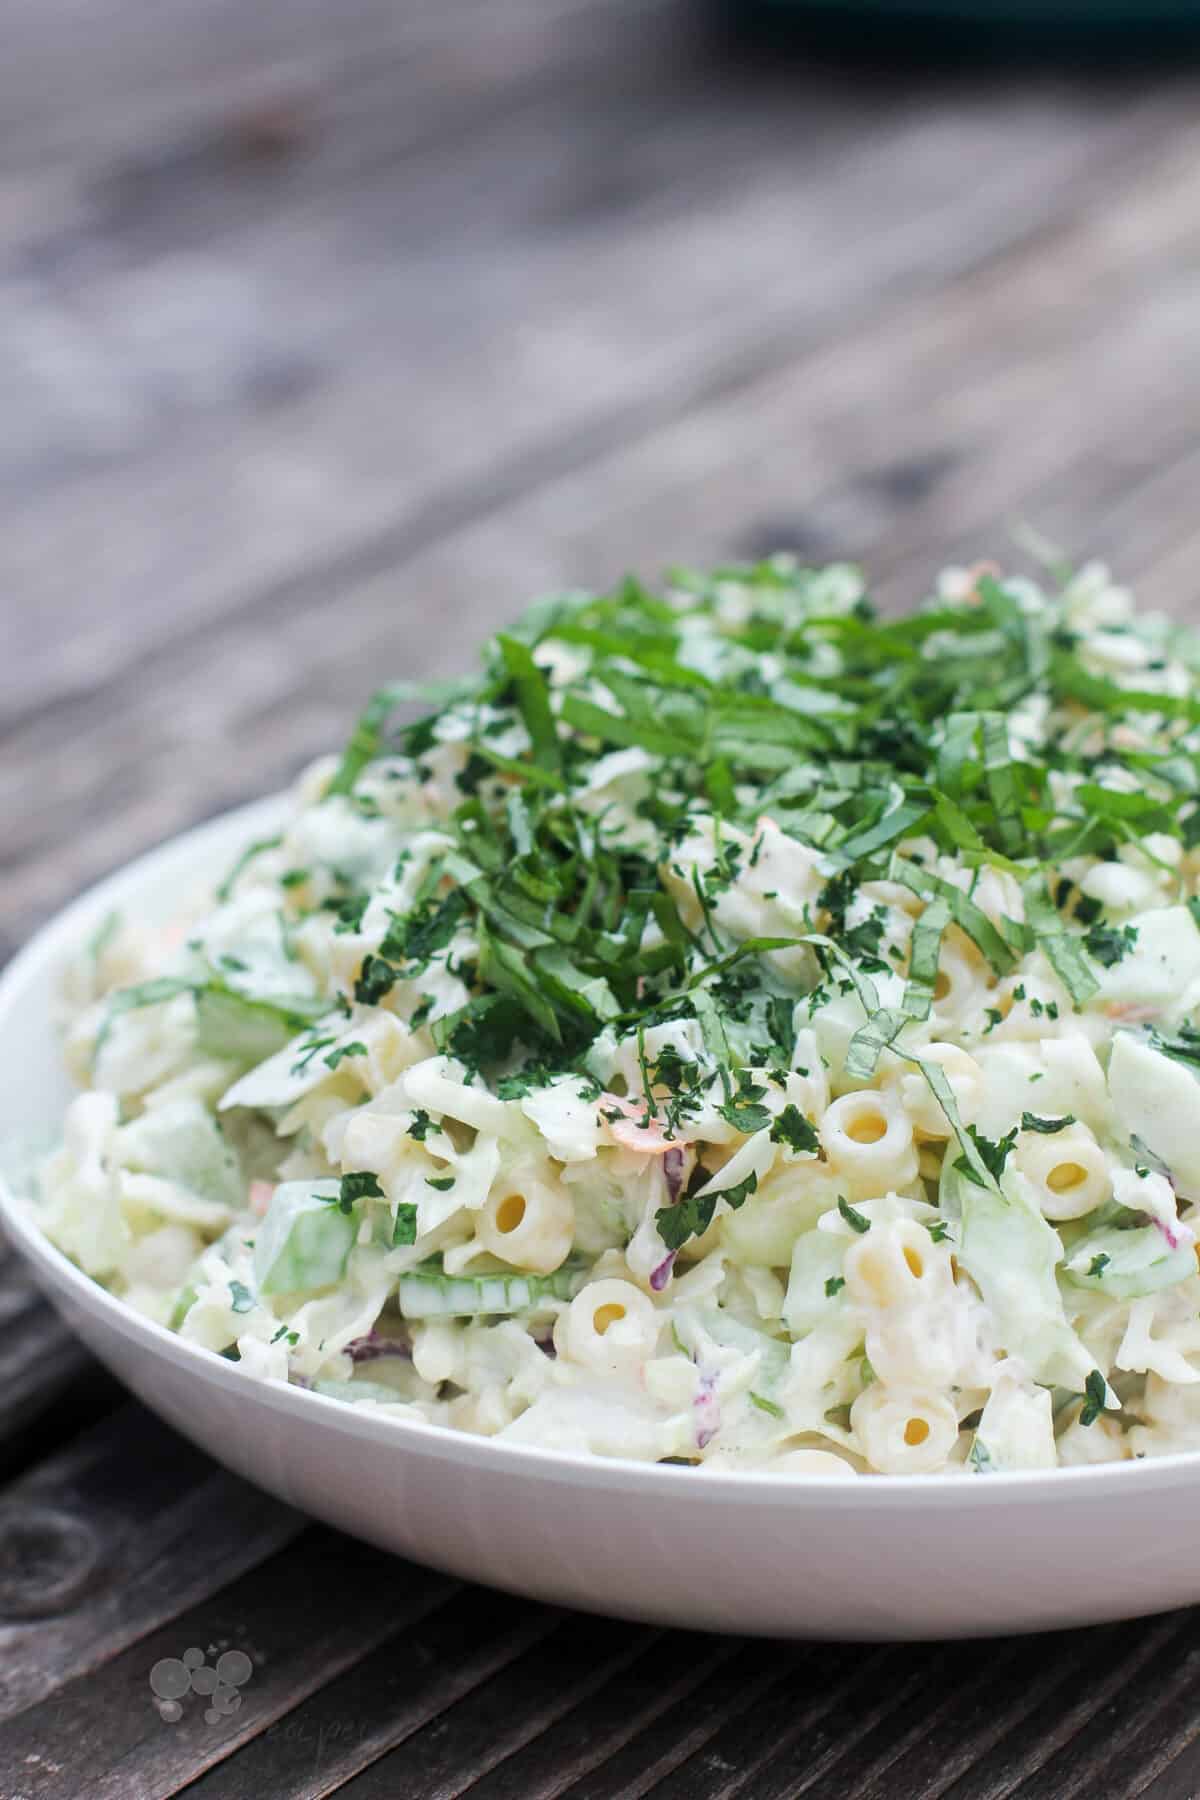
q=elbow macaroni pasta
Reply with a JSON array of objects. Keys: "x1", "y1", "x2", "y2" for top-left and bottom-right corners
[{"x1": 476, "y1": 1178, "x2": 575, "y2": 1274}]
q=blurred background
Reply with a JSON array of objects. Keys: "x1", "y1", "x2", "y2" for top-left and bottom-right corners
[{"x1": 4, "y1": 0, "x2": 1200, "y2": 960}]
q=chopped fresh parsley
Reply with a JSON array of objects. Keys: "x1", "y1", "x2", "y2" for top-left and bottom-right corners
[
  {"x1": 1084, "y1": 923, "x2": 1139, "y2": 968},
  {"x1": 770, "y1": 1104, "x2": 820, "y2": 1154},
  {"x1": 655, "y1": 1167, "x2": 758, "y2": 1252},
  {"x1": 1020, "y1": 1112, "x2": 1076, "y2": 1134},
  {"x1": 1149, "y1": 1023, "x2": 1200, "y2": 1072},
  {"x1": 837, "y1": 1196, "x2": 871, "y2": 1234},
  {"x1": 383, "y1": 888, "x2": 469, "y2": 966},
  {"x1": 354, "y1": 954, "x2": 401, "y2": 1006},
  {"x1": 327, "y1": 1171, "x2": 384, "y2": 1214},
  {"x1": 824, "y1": 1275, "x2": 846, "y2": 1297},
  {"x1": 392, "y1": 1205, "x2": 418, "y2": 1245},
  {"x1": 954, "y1": 1126, "x2": 1017, "y2": 1188},
  {"x1": 1078, "y1": 1368, "x2": 1108, "y2": 1428},
  {"x1": 717, "y1": 1070, "x2": 773, "y2": 1135},
  {"x1": 332, "y1": 894, "x2": 370, "y2": 935}
]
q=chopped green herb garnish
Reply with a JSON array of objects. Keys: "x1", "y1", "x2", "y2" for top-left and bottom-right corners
[
  {"x1": 837, "y1": 1196, "x2": 871, "y2": 1234},
  {"x1": 655, "y1": 1167, "x2": 758, "y2": 1252},
  {"x1": 1078, "y1": 1369, "x2": 1108, "y2": 1428},
  {"x1": 392, "y1": 1204, "x2": 419, "y2": 1246},
  {"x1": 409, "y1": 994, "x2": 435, "y2": 1030},
  {"x1": 769, "y1": 1104, "x2": 820, "y2": 1154},
  {"x1": 354, "y1": 955, "x2": 401, "y2": 1006},
  {"x1": 408, "y1": 1109, "x2": 442, "y2": 1141},
  {"x1": 1084, "y1": 923, "x2": 1139, "y2": 968},
  {"x1": 954, "y1": 1126, "x2": 1018, "y2": 1188},
  {"x1": 328, "y1": 1171, "x2": 384, "y2": 1214},
  {"x1": 1020, "y1": 1112, "x2": 1076, "y2": 1134}
]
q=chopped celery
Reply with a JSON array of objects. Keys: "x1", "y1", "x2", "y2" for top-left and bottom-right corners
[
  {"x1": 253, "y1": 1180, "x2": 360, "y2": 1295},
  {"x1": 118, "y1": 1099, "x2": 243, "y2": 1209},
  {"x1": 396, "y1": 1259, "x2": 585, "y2": 1318}
]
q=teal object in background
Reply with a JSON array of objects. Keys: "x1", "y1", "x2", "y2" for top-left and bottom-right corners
[{"x1": 728, "y1": 0, "x2": 1200, "y2": 54}]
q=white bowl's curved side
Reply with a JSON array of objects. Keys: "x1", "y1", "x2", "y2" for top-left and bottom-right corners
[{"x1": 4, "y1": 798, "x2": 1200, "y2": 1640}]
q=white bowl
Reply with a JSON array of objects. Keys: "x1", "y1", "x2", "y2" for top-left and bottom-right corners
[{"x1": 4, "y1": 797, "x2": 1200, "y2": 1641}]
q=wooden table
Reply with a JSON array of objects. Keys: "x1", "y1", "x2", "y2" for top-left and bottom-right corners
[{"x1": 4, "y1": 3, "x2": 1200, "y2": 1794}]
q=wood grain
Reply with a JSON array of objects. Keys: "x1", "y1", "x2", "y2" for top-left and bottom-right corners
[
  {"x1": 0, "y1": 1404, "x2": 302, "y2": 1722},
  {"x1": 0, "y1": 1529, "x2": 456, "y2": 1799},
  {"x1": 177, "y1": 1587, "x2": 564, "y2": 1800},
  {"x1": 6, "y1": 1, "x2": 1200, "y2": 1797}
]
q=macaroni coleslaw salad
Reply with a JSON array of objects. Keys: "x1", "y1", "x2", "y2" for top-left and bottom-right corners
[{"x1": 33, "y1": 556, "x2": 1200, "y2": 1475}]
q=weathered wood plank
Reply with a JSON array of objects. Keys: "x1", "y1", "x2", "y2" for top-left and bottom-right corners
[
  {"x1": 821, "y1": 1625, "x2": 1115, "y2": 1800},
  {"x1": 2, "y1": 73, "x2": 1190, "y2": 711},
  {"x1": 0, "y1": 0, "x2": 625, "y2": 174},
  {"x1": 0, "y1": 1404, "x2": 302, "y2": 1722},
  {"x1": 932, "y1": 1617, "x2": 1185, "y2": 1800},
  {"x1": 331, "y1": 1612, "x2": 664, "y2": 1800},
  {"x1": 177, "y1": 1586, "x2": 563, "y2": 1800},
  {"x1": 535, "y1": 1639, "x2": 870, "y2": 1800},
  {"x1": 1136, "y1": 1702, "x2": 1200, "y2": 1800},
  {"x1": 640, "y1": 1641, "x2": 960, "y2": 1800},
  {"x1": 458, "y1": 1631, "x2": 742, "y2": 1800},
  {"x1": 0, "y1": 1528, "x2": 455, "y2": 1799},
  {"x1": 979, "y1": 1625, "x2": 1200, "y2": 1800}
]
